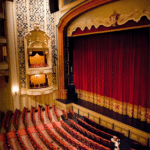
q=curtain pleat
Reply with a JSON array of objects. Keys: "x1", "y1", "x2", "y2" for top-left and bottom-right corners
[{"x1": 73, "y1": 28, "x2": 149, "y2": 123}]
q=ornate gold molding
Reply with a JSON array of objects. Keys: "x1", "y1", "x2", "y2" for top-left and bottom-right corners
[
  {"x1": 26, "y1": 67, "x2": 52, "y2": 75},
  {"x1": 21, "y1": 86, "x2": 53, "y2": 96},
  {"x1": 67, "y1": 1, "x2": 150, "y2": 36}
]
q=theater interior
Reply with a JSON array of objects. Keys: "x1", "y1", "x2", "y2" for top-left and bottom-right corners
[{"x1": 0, "y1": 0, "x2": 149, "y2": 149}]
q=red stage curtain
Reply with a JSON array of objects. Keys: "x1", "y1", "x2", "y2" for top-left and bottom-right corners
[{"x1": 73, "y1": 27, "x2": 149, "y2": 123}]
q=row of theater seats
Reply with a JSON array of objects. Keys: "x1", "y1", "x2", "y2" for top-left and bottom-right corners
[
  {"x1": 62, "y1": 110, "x2": 67, "y2": 120},
  {"x1": 69, "y1": 119, "x2": 112, "y2": 148},
  {"x1": 61, "y1": 120, "x2": 110, "y2": 150},
  {"x1": 77, "y1": 117, "x2": 114, "y2": 141},
  {"x1": 3, "y1": 113, "x2": 27, "y2": 150},
  {"x1": 0, "y1": 133, "x2": 9, "y2": 149},
  {"x1": 7, "y1": 130, "x2": 27, "y2": 150},
  {"x1": 53, "y1": 121, "x2": 91, "y2": 150},
  {"x1": 36, "y1": 105, "x2": 64, "y2": 149},
  {"x1": 62, "y1": 110, "x2": 147, "y2": 150},
  {"x1": 22, "y1": 106, "x2": 43, "y2": 149},
  {"x1": 38, "y1": 105, "x2": 44, "y2": 123},
  {"x1": 29, "y1": 63, "x2": 47, "y2": 68},
  {"x1": 0, "y1": 105, "x2": 147, "y2": 150},
  {"x1": 31, "y1": 105, "x2": 76, "y2": 150},
  {"x1": 62, "y1": 109, "x2": 76, "y2": 120},
  {"x1": 22, "y1": 107, "x2": 28, "y2": 128},
  {"x1": 59, "y1": 108, "x2": 147, "y2": 150},
  {"x1": 83, "y1": 117, "x2": 147, "y2": 150},
  {"x1": 84, "y1": 116, "x2": 125, "y2": 140},
  {"x1": 1, "y1": 110, "x2": 13, "y2": 132},
  {"x1": 45, "y1": 104, "x2": 52, "y2": 122},
  {"x1": 45, "y1": 123, "x2": 74, "y2": 150},
  {"x1": 33, "y1": 106, "x2": 58, "y2": 150},
  {"x1": 26, "y1": 127, "x2": 43, "y2": 149},
  {"x1": 12, "y1": 109, "x2": 20, "y2": 130},
  {"x1": 26, "y1": 105, "x2": 59, "y2": 149},
  {"x1": 52, "y1": 105, "x2": 60, "y2": 121}
]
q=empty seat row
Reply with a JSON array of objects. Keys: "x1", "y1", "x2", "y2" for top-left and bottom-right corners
[
  {"x1": 61, "y1": 120, "x2": 110, "y2": 150},
  {"x1": 7, "y1": 131, "x2": 25, "y2": 150},
  {"x1": 62, "y1": 110, "x2": 67, "y2": 120},
  {"x1": 24, "y1": 107, "x2": 44, "y2": 149},
  {"x1": 1, "y1": 110, "x2": 13, "y2": 132},
  {"x1": 52, "y1": 105, "x2": 60, "y2": 121},
  {"x1": 21, "y1": 107, "x2": 28, "y2": 128},
  {"x1": 30, "y1": 106, "x2": 36, "y2": 125},
  {"x1": 16, "y1": 130, "x2": 28, "y2": 150},
  {"x1": 84, "y1": 116, "x2": 125, "y2": 139},
  {"x1": 53, "y1": 121, "x2": 92, "y2": 150},
  {"x1": 69, "y1": 119, "x2": 111, "y2": 148},
  {"x1": 26, "y1": 128, "x2": 43, "y2": 150},
  {"x1": 30, "y1": 106, "x2": 58, "y2": 150},
  {"x1": 0, "y1": 106, "x2": 145, "y2": 150},
  {"x1": 35, "y1": 125, "x2": 58, "y2": 150},
  {"x1": 12, "y1": 109, "x2": 20, "y2": 130},
  {"x1": 6, "y1": 134, "x2": 14, "y2": 150},
  {"x1": 68, "y1": 109, "x2": 75, "y2": 119},
  {"x1": 77, "y1": 117, "x2": 113, "y2": 140},
  {"x1": 38, "y1": 105, "x2": 44, "y2": 123},
  {"x1": 45, "y1": 123, "x2": 74, "y2": 150},
  {"x1": 45, "y1": 104, "x2": 52, "y2": 122},
  {"x1": 1, "y1": 133, "x2": 9, "y2": 150}
]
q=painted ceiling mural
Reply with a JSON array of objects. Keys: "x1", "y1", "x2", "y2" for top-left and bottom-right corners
[{"x1": 15, "y1": 0, "x2": 57, "y2": 89}]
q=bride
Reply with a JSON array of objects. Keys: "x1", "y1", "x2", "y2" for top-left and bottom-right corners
[{"x1": 111, "y1": 136, "x2": 120, "y2": 150}]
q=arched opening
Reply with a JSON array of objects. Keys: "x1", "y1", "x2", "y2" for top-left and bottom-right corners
[{"x1": 57, "y1": 0, "x2": 115, "y2": 99}]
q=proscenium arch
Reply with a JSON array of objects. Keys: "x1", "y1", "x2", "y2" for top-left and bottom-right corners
[{"x1": 57, "y1": 0, "x2": 117, "y2": 99}]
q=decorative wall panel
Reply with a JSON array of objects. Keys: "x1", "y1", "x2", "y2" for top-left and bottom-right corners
[
  {"x1": 15, "y1": 0, "x2": 57, "y2": 89},
  {"x1": 16, "y1": 0, "x2": 28, "y2": 88}
]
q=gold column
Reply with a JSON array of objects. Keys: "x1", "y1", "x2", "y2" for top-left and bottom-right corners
[
  {"x1": 58, "y1": 29, "x2": 67, "y2": 99},
  {"x1": 5, "y1": 0, "x2": 20, "y2": 110}
]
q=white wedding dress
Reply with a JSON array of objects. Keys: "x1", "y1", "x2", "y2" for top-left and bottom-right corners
[{"x1": 111, "y1": 138, "x2": 120, "y2": 150}]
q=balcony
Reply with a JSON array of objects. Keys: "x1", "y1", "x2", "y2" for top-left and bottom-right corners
[
  {"x1": 26, "y1": 66, "x2": 52, "y2": 75},
  {"x1": 21, "y1": 86, "x2": 53, "y2": 96}
]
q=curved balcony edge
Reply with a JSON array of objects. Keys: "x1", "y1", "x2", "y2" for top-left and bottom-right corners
[
  {"x1": 21, "y1": 86, "x2": 54, "y2": 96},
  {"x1": 26, "y1": 67, "x2": 52, "y2": 75}
]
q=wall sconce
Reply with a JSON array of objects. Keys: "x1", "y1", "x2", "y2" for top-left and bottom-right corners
[
  {"x1": 12, "y1": 86, "x2": 19, "y2": 95},
  {"x1": 35, "y1": 74, "x2": 40, "y2": 78}
]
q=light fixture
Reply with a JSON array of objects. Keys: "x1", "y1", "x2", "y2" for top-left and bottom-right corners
[
  {"x1": 35, "y1": 74, "x2": 40, "y2": 78},
  {"x1": 12, "y1": 86, "x2": 19, "y2": 95}
]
